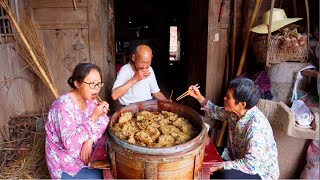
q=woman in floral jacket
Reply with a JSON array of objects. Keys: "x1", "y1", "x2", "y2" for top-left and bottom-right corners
[
  {"x1": 187, "y1": 78, "x2": 279, "y2": 179},
  {"x1": 45, "y1": 63, "x2": 109, "y2": 179}
]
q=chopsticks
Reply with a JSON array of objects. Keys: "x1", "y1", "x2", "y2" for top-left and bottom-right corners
[
  {"x1": 176, "y1": 84, "x2": 200, "y2": 101},
  {"x1": 97, "y1": 96, "x2": 103, "y2": 102},
  {"x1": 96, "y1": 95, "x2": 110, "y2": 111},
  {"x1": 169, "y1": 90, "x2": 173, "y2": 100}
]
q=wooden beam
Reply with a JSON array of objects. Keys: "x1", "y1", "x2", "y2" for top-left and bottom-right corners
[
  {"x1": 38, "y1": 23, "x2": 88, "y2": 30},
  {"x1": 87, "y1": 0, "x2": 107, "y2": 100},
  {"x1": 100, "y1": 0, "x2": 116, "y2": 103},
  {"x1": 32, "y1": 7, "x2": 88, "y2": 23},
  {"x1": 206, "y1": 0, "x2": 227, "y2": 104},
  {"x1": 88, "y1": 0, "x2": 102, "y2": 64},
  {"x1": 30, "y1": 0, "x2": 87, "y2": 8}
]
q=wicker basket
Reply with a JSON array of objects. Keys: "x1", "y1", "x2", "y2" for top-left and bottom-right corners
[
  {"x1": 253, "y1": 34, "x2": 308, "y2": 66},
  {"x1": 253, "y1": 0, "x2": 310, "y2": 67},
  {"x1": 257, "y1": 99, "x2": 319, "y2": 140}
]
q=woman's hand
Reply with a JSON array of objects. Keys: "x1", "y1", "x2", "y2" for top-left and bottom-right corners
[
  {"x1": 188, "y1": 85, "x2": 205, "y2": 103},
  {"x1": 80, "y1": 139, "x2": 94, "y2": 165},
  {"x1": 210, "y1": 164, "x2": 224, "y2": 173},
  {"x1": 91, "y1": 101, "x2": 109, "y2": 122}
]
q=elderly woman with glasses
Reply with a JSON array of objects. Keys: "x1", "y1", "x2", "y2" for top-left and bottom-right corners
[{"x1": 45, "y1": 63, "x2": 109, "y2": 179}]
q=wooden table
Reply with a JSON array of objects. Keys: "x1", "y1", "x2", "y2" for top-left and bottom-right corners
[{"x1": 89, "y1": 134, "x2": 222, "y2": 179}]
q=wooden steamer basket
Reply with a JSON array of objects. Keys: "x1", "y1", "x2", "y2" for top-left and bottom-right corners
[{"x1": 106, "y1": 100, "x2": 207, "y2": 179}]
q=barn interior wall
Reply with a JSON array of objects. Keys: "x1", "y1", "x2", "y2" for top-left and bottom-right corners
[
  {"x1": 0, "y1": 0, "x2": 115, "y2": 125},
  {"x1": 0, "y1": 43, "x2": 45, "y2": 125},
  {"x1": 28, "y1": 0, "x2": 114, "y2": 102}
]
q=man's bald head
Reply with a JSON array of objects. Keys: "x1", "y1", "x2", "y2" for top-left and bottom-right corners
[
  {"x1": 132, "y1": 45, "x2": 153, "y2": 70},
  {"x1": 134, "y1": 44, "x2": 153, "y2": 56}
]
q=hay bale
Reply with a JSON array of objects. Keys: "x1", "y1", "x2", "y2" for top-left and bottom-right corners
[
  {"x1": 0, "y1": 132, "x2": 49, "y2": 179},
  {"x1": 0, "y1": 115, "x2": 49, "y2": 179}
]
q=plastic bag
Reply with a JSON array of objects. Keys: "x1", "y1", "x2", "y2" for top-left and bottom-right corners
[
  {"x1": 291, "y1": 65, "x2": 316, "y2": 102},
  {"x1": 300, "y1": 140, "x2": 320, "y2": 179},
  {"x1": 291, "y1": 99, "x2": 314, "y2": 128}
]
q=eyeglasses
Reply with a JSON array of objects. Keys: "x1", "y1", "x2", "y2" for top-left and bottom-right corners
[{"x1": 82, "y1": 81, "x2": 104, "y2": 89}]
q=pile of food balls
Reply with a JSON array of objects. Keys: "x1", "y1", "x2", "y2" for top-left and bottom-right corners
[{"x1": 112, "y1": 110, "x2": 196, "y2": 147}]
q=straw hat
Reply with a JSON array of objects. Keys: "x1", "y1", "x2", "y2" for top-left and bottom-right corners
[{"x1": 250, "y1": 8, "x2": 302, "y2": 34}]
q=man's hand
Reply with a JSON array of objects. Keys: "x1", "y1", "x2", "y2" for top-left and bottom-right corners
[
  {"x1": 80, "y1": 139, "x2": 94, "y2": 165},
  {"x1": 134, "y1": 69, "x2": 151, "y2": 81},
  {"x1": 111, "y1": 69, "x2": 150, "y2": 100}
]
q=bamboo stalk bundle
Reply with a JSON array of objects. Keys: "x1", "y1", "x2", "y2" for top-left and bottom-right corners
[{"x1": 16, "y1": 15, "x2": 53, "y2": 85}]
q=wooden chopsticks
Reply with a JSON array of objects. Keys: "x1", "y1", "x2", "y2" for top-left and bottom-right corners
[
  {"x1": 169, "y1": 90, "x2": 173, "y2": 100},
  {"x1": 96, "y1": 95, "x2": 110, "y2": 111},
  {"x1": 97, "y1": 96, "x2": 103, "y2": 102},
  {"x1": 176, "y1": 84, "x2": 200, "y2": 101}
]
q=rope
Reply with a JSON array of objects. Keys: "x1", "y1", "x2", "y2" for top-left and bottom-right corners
[{"x1": 73, "y1": 0, "x2": 77, "y2": 10}]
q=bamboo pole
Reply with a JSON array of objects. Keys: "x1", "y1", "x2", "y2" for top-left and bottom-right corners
[
  {"x1": 0, "y1": 1, "x2": 59, "y2": 98},
  {"x1": 216, "y1": 0, "x2": 262, "y2": 147},
  {"x1": 235, "y1": 0, "x2": 262, "y2": 76},
  {"x1": 242, "y1": 0, "x2": 249, "y2": 41},
  {"x1": 231, "y1": 0, "x2": 237, "y2": 78},
  {"x1": 266, "y1": 0, "x2": 275, "y2": 67}
]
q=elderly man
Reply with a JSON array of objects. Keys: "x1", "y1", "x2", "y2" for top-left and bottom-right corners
[{"x1": 111, "y1": 44, "x2": 169, "y2": 105}]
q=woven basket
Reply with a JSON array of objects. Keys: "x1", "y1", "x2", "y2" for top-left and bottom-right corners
[
  {"x1": 253, "y1": 0, "x2": 310, "y2": 67},
  {"x1": 257, "y1": 99, "x2": 319, "y2": 140},
  {"x1": 253, "y1": 34, "x2": 308, "y2": 66}
]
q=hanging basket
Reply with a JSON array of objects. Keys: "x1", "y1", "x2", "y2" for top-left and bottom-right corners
[
  {"x1": 253, "y1": 34, "x2": 308, "y2": 65},
  {"x1": 253, "y1": 0, "x2": 310, "y2": 67}
]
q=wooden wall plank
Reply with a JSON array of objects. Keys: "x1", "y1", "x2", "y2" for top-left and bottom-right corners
[
  {"x1": 33, "y1": 7, "x2": 88, "y2": 30},
  {"x1": 206, "y1": 0, "x2": 227, "y2": 104},
  {"x1": 0, "y1": 44, "x2": 44, "y2": 125},
  {"x1": 87, "y1": 0, "x2": 102, "y2": 64},
  {"x1": 30, "y1": 0, "x2": 114, "y2": 104},
  {"x1": 30, "y1": 0, "x2": 87, "y2": 8},
  {"x1": 40, "y1": 29, "x2": 90, "y2": 95},
  {"x1": 0, "y1": 44, "x2": 12, "y2": 125},
  {"x1": 87, "y1": 0, "x2": 116, "y2": 101},
  {"x1": 37, "y1": 23, "x2": 88, "y2": 30},
  {"x1": 99, "y1": 0, "x2": 116, "y2": 103},
  {"x1": 220, "y1": 0, "x2": 231, "y2": 29}
]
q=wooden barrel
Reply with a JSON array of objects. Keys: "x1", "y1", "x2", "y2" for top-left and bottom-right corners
[{"x1": 106, "y1": 100, "x2": 207, "y2": 179}]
